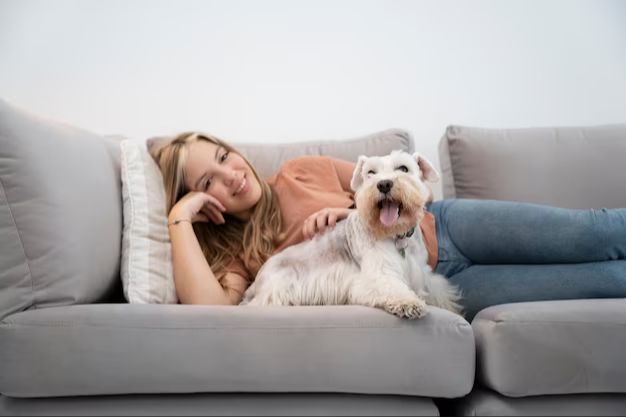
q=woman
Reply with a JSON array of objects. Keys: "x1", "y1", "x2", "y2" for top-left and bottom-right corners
[{"x1": 155, "y1": 131, "x2": 626, "y2": 319}]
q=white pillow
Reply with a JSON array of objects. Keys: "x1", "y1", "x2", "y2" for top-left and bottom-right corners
[{"x1": 120, "y1": 139, "x2": 177, "y2": 304}]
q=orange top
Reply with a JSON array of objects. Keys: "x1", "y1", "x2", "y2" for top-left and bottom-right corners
[{"x1": 225, "y1": 156, "x2": 438, "y2": 280}]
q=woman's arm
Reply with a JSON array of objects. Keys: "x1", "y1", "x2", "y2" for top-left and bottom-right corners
[
  {"x1": 168, "y1": 219, "x2": 247, "y2": 304},
  {"x1": 169, "y1": 220, "x2": 248, "y2": 305},
  {"x1": 167, "y1": 189, "x2": 247, "y2": 305}
]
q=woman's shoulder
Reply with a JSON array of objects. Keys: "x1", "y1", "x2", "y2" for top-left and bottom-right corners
[
  {"x1": 281, "y1": 155, "x2": 335, "y2": 168},
  {"x1": 274, "y1": 155, "x2": 336, "y2": 177},
  {"x1": 267, "y1": 155, "x2": 354, "y2": 187}
]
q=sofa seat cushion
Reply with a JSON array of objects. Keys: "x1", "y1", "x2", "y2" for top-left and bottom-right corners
[
  {"x1": 0, "y1": 304, "x2": 474, "y2": 398},
  {"x1": 472, "y1": 299, "x2": 626, "y2": 397}
]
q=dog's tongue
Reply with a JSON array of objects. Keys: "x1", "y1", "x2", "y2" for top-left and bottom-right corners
[{"x1": 379, "y1": 201, "x2": 400, "y2": 226}]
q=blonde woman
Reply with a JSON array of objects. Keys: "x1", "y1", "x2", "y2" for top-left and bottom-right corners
[{"x1": 155, "y1": 132, "x2": 626, "y2": 320}]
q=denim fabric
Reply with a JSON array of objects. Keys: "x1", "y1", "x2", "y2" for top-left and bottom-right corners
[{"x1": 426, "y1": 199, "x2": 626, "y2": 321}]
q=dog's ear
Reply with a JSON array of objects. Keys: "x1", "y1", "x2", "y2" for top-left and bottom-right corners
[
  {"x1": 350, "y1": 155, "x2": 368, "y2": 192},
  {"x1": 412, "y1": 152, "x2": 440, "y2": 182}
]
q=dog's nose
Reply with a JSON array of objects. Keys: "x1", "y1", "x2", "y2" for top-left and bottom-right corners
[{"x1": 377, "y1": 180, "x2": 393, "y2": 194}]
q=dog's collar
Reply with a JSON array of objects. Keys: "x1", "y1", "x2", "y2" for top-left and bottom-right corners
[
  {"x1": 396, "y1": 227, "x2": 415, "y2": 241},
  {"x1": 395, "y1": 226, "x2": 416, "y2": 258}
]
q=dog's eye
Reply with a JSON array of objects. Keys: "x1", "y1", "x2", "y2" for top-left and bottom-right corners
[
  {"x1": 397, "y1": 165, "x2": 409, "y2": 173},
  {"x1": 367, "y1": 170, "x2": 376, "y2": 175}
]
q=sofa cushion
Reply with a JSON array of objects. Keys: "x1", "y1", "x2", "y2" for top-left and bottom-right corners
[
  {"x1": 120, "y1": 139, "x2": 177, "y2": 304},
  {"x1": 146, "y1": 128, "x2": 414, "y2": 179},
  {"x1": 438, "y1": 124, "x2": 626, "y2": 209},
  {"x1": 0, "y1": 304, "x2": 475, "y2": 398},
  {"x1": 472, "y1": 299, "x2": 626, "y2": 397},
  {"x1": 0, "y1": 98, "x2": 122, "y2": 320}
]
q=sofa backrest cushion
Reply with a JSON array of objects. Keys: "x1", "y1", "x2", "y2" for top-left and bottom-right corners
[
  {"x1": 0, "y1": 98, "x2": 122, "y2": 320},
  {"x1": 438, "y1": 124, "x2": 626, "y2": 209},
  {"x1": 146, "y1": 128, "x2": 414, "y2": 179}
]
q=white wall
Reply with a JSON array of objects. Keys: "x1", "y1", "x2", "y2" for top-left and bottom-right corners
[{"x1": 2, "y1": 0, "x2": 625, "y2": 198}]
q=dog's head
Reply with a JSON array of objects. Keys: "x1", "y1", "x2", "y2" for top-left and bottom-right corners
[{"x1": 350, "y1": 150, "x2": 439, "y2": 240}]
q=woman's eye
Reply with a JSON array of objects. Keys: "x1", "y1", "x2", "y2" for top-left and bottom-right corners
[
  {"x1": 220, "y1": 151, "x2": 229, "y2": 162},
  {"x1": 367, "y1": 170, "x2": 376, "y2": 175},
  {"x1": 204, "y1": 178, "x2": 212, "y2": 190},
  {"x1": 397, "y1": 165, "x2": 409, "y2": 173}
]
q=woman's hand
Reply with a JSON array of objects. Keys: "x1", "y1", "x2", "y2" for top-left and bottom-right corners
[
  {"x1": 302, "y1": 207, "x2": 353, "y2": 240},
  {"x1": 169, "y1": 191, "x2": 226, "y2": 225}
]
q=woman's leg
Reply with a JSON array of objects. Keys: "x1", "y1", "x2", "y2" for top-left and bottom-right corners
[
  {"x1": 426, "y1": 199, "x2": 626, "y2": 320},
  {"x1": 450, "y1": 261, "x2": 626, "y2": 321},
  {"x1": 428, "y1": 199, "x2": 626, "y2": 268}
]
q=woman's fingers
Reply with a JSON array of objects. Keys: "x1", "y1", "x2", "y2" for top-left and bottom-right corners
[
  {"x1": 303, "y1": 210, "x2": 329, "y2": 239},
  {"x1": 303, "y1": 216, "x2": 316, "y2": 240},
  {"x1": 197, "y1": 193, "x2": 226, "y2": 224},
  {"x1": 327, "y1": 212, "x2": 338, "y2": 228},
  {"x1": 204, "y1": 194, "x2": 226, "y2": 212},
  {"x1": 303, "y1": 217, "x2": 313, "y2": 240},
  {"x1": 203, "y1": 206, "x2": 225, "y2": 225},
  {"x1": 316, "y1": 212, "x2": 328, "y2": 233}
]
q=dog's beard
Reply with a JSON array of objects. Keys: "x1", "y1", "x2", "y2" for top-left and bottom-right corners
[{"x1": 356, "y1": 178, "x2": 425, "y2": 240}]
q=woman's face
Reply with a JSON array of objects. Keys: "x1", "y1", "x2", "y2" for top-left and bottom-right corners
[{"x1": 184, "y1": 140, "x2": 262, "y2": 220}]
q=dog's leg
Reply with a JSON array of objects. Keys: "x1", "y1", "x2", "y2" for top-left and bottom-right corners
[
  {"x1": 349, "y1": 275, "x2": 427, "y2": 319},
  {"x1": 348, "y1": 254, "x2": 428, "y2": 319}
]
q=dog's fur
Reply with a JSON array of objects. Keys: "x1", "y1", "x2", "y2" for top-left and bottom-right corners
[{"x1": 240, "y1": 150, "x2": 462, "y2": 318}]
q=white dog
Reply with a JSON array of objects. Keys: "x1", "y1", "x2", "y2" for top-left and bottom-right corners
[{"x1": 240, "y1": 150, "x2": 462, "y2": 319}]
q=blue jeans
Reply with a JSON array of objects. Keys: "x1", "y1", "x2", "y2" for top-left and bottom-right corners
[{"x1": 427, "y1": 199, "x2": 626, "y2": 321}]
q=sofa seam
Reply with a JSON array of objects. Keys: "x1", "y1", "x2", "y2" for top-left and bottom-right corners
[
  {"x1": 0, "y1": 175, "x2": 36, "y2": 309},
  {"x1": 443, "y1": 127, "x2": 457, "y2": 199},
  {"x1": 0, "y1": 322, "x2": 471, "y2": 330},
  {"x1": 120, "y1": 140, "x2": 137, "y2": 303},
  {"x1": 476, "y1": 319, "x2": 626, "y2": 326}
]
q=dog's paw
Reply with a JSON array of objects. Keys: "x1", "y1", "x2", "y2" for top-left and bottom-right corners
[{"x1": 383, "y1": 298, "x2": 428, "y2": 319}]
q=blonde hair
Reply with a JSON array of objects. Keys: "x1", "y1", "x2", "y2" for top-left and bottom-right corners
[{"x1": 155, "y1": 132, "x2": 282, "y2": 279}]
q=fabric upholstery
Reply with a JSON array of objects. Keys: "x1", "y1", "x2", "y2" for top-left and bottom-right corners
[
  {"x1": 0, "y1": 98, "x2": 122, "y2": 320},
  {"x1": 0, "y1": 303, "x2": 475, "y2": 399},
  {"x1": 146, "y1": 128, "x2": 414, "y2": 179},
  {"x1": 438, "y1": 124, "x2": 626, "y2": 209},
  {"x1": 120, "y1": 139, "x2": 177, "y2": 304},
  {"x1": 472, "y1": 299, "x2": 626, "y2": 397},
  {"x1": 0, "y1": 393, "x2": 439, "y2": 416},
  {"x1": 450, "y1": 388, "x2": 626, "y2": 416}
]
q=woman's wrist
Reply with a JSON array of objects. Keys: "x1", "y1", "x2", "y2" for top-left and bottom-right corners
[
  {"x1": 168, "y1": 210, "x2": 192, "y2": 225},
  {"x1": 168, "y1": 218, "x2": 192, "y2": 227}
]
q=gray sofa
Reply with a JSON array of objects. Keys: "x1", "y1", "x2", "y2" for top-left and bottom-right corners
[{"x1": 0, "y1": 96, "x2": 624, "y2": 416}]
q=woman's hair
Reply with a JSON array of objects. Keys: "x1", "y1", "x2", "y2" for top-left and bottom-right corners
[{"x1": 155, "y1": 132, "x2": 282, "y2": 279}]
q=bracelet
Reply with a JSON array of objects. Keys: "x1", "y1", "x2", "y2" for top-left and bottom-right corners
[{"x1": 168, "y1": 219, "x2": 192, "y2": 227}]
